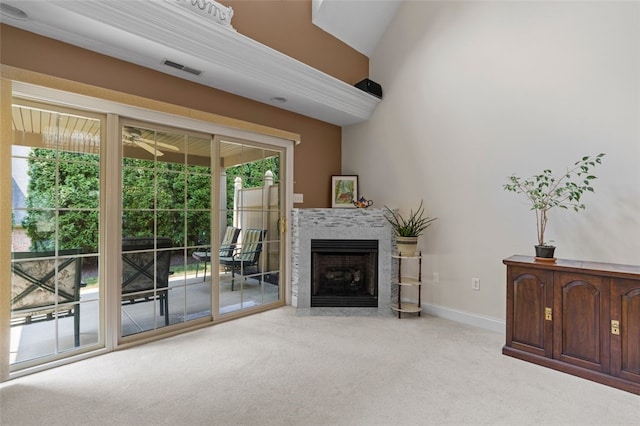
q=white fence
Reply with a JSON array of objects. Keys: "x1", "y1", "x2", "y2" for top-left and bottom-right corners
[{"x1": 230, "y1": 171, "x2": 279, "y2": 273}]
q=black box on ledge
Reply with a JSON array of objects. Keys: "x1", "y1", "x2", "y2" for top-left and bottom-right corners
[{"x1": 355, "y1": 78, "x2": 383, "y2": 99}]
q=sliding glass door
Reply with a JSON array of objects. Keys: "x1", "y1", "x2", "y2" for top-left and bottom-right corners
[
  {"x1": 119, "y1": 125, "x2": 287, "y2": 335},
  {"x1": 218, "y1": 138, "x2": 284, "y2": 315},
  {"x1": 10, "y1": 100, "x2": 103, "y2": 367},
  {"x1": 120, "y1": 121, "x2": 213, "y2": 337},
  {"x1": 5, "y1": 85, "x2": 291, "y2": 376}
]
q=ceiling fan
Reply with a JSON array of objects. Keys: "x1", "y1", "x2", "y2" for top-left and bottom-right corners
[{"x1": 122, "y1": 127, "x2": 179, "y2": 157}]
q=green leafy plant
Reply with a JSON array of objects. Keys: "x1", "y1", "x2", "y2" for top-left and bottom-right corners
[
  {"x1": 503, "y1": 153, "x2": 605, "y2": 247},
  {"x1": 384, "y1": 200, "x2": 438, "y2": 237},
  {"x1": 23, "y1": 149, "x2": 215, "y2": 252}
]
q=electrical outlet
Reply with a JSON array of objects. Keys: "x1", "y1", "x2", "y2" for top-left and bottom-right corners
[
  {"x1": 472, "y1": 277, "x2": 480, "y2": 291},
  {"x1": 433, "y1": 272, "x2": 440, "y2": 283},
  {"x1": 293, "y1": 193, "x2": 304, "y2": 203}
]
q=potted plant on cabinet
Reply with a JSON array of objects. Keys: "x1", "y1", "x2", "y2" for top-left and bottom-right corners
[
  {"x1": 503, "y1": 153, "x2": 605, "y2": 260},
  {"x1": 384, "y1": 200, "x2": 438, "y2": 256}
]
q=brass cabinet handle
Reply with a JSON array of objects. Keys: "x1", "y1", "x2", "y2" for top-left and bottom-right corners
[{"x1": 611, "y1": 320, "x2": 620, "y2": 335}]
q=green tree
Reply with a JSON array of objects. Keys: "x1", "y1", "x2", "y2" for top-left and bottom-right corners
[
  {"x1": 23, "y1": 150, "x2": 273, "y2": 251},
  {"x1": 22, "y1": 149, "x2": 100, "y2": 252},
  {"x1": 122, "y1": 158, "x2": 211, "y2": 246}
]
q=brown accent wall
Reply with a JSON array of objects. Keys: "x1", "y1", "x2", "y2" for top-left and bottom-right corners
[
  {"x1": 0, "y1": 23, "x2": 346, "y2": 207},
  {"x1": 226, "y1": 0, "x2": 369, "y2": 85}
]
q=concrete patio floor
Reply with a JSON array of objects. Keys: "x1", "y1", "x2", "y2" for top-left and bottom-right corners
[{"x1": 10, "y1": 271, "x2": 280, "y2": 365}]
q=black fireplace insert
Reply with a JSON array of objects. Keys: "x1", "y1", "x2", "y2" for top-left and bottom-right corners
[{"x1": 310, "y1": 239, "x2": 378, "y2": 307}]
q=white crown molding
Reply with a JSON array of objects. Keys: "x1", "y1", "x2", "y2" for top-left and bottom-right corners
[{"x1": 2, "y1": 0, "x2": 380, "y2": 126}]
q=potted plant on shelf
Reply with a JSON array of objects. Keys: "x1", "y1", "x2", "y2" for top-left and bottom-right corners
[
  {"x1": 503, "y1": 153, "x2": 605, "y2": 260},
  {"x1": 384, "y1": 200, "x2": 438, "y2": 256}
]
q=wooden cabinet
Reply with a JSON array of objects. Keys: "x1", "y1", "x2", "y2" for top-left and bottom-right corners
[
  {"x1": 611, "y1": 278, "x2": 640, "y2": 385},
  {"x1": 391, "y1": 254, "x2": 421, "y2": 318},
  {"x1": 554, "y1": 272, "x2": 609, "y2": 373},
  {"x1": 507, "y1": 266, "x2": 553, "y2": 358},
  {"x1": 503, "y1": 255, "x2": 640, "y2": 395}
]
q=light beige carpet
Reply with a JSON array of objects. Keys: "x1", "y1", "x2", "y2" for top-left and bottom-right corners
[{"x1": 1, "y1": 307, "x2": 639, "y2": 425}]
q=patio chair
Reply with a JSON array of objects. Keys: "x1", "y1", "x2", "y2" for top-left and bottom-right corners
[
  {"x1": 219, "y1": 229, "x2": 267, "y2": 291},
  {"x1": 11, "y1": 249, "x2": 83, "y2": 347},
  {"x1": 121, "y1": 237, "x2": 173, "y2": 326},
  {"x1": 192, "y1": 226, "x2": 240, "y2": 281}
]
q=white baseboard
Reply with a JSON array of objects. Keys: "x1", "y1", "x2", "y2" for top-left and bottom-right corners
[
  {"x1": 288, "y1": 295, "x2": 505, "y2": 334},
  {"x1": 420, "y1": 302, "x2": 505, "y2": 334}
]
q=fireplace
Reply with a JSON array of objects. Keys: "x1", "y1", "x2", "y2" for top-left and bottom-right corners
[
  {"x1": 311, "y1": 239, "x2": 378, "y2": 307},
  {"x1": 291, "y1": 208, "x2": 394, "y2": 315}
]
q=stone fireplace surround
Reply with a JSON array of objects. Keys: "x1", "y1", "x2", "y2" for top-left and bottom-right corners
[{"x1": 291, "y1": 208, "x2": 395, "y2": 315}]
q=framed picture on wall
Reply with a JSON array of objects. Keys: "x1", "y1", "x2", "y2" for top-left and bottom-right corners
[{"x1": 331, "y1": 175, "x2": 358, "y2": 208}]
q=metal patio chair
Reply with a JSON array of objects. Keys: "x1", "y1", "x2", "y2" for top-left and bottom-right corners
[
  {"x1": 11, "y1": 249, "x2": 83, "y2": 347},
  {"x1": 192, "y1": 226, "x2": 240, "y2": 281},
  {"x1": 219, "y1": 229, "x2": 266, "y2": 291},
  {"x1": 121, "y1": 237, "x2": 173, "y2": 326}
]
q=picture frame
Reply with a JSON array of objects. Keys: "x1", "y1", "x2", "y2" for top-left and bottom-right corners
[{"x1": 331, "y1": 175, "x2": 358, "y2": 208}]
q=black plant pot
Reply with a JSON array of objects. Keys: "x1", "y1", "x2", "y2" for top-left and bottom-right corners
[{"x1": 535, "y1": 245, "x2": 556, "y2": 259}]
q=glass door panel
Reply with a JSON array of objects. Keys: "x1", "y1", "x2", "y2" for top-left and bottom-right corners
[
  {"x1": 121, "y1": 123, "x2": 212, "y2": 337},
  {"x1": 219, "y1": 140, "x2": 283, "y2": 315},
  {"x1": 181, "y1": 135, "x2": 213, "y2": 322},
  {"x1": 10, "y1": 101, "x2": 102, "y2": 367}
]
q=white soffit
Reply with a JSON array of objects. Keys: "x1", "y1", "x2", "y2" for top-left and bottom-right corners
[
  {"x1": 1, "y1": 0, "x2": 381, "y2": 127},
  {"x1": 312, "y1": 0, "x2": 402, "y2": 57}
]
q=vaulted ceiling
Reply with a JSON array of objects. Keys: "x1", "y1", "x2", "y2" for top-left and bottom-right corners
[{"x1": 1, "y1": 1, "x2": 401, "y2": 127}]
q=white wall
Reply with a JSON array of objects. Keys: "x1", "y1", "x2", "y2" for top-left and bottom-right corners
[{"x1": 343, "y1": 1, "x2": 640, "y2": 324}]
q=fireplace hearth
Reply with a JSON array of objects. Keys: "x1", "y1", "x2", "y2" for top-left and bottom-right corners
[{"x1": 311, "y1": 239, "x2": 378, "y2": 307}]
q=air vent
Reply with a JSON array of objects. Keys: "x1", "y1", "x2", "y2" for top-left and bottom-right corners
[
  {"x1": 162, "y1": 59, "x2": 203, "y2": 76},
  {"x1": 181, "y1": 66, "x2": 202, "y2": 76}
]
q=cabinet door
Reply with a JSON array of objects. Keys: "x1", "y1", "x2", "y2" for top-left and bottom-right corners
[
  {"x1": 610, "y1": 279, "x2": 640, "y2": 384},
  {"x1": 507, "y1": 266, "x2": 553, "y2": 357},
  {"x1": 554, "y1": 272, "x2": 609, "y2": 373}
]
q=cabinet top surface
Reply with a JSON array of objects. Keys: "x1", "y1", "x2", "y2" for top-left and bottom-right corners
[{"x1": 503, "y1": 255, "x2": 640, "y2": 278}]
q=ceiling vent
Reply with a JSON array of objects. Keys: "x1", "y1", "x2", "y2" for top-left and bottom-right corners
[{"x1": 162, "y1": 59, "x2": 203, "y2": 76}]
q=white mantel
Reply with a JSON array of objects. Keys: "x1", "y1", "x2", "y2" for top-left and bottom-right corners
[{"x1": 291, "y1": 208, "x2": 395, "y2": 315}]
